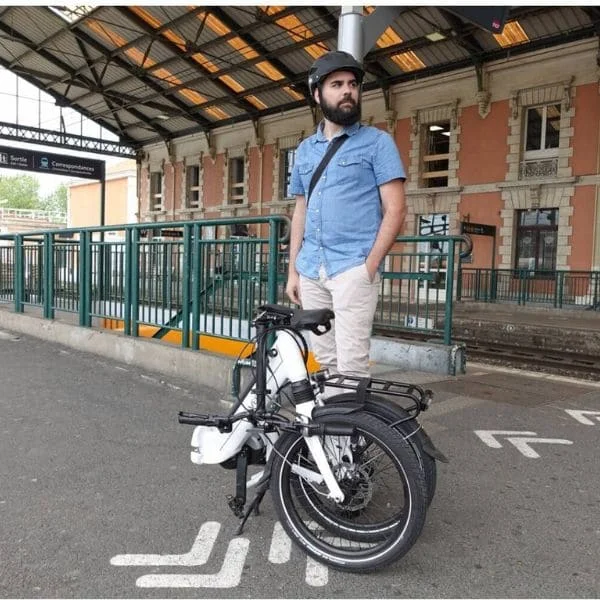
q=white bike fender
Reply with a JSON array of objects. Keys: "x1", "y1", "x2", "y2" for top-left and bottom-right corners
[{"x1": 190, "y1": 419, "x2": 253, "y2": 465}]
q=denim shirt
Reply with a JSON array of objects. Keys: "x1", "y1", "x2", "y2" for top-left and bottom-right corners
[{"x1": 289, "y1": 121, "x2": 406, "y2": 279}]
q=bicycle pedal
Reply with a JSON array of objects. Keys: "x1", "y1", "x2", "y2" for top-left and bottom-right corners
[{"x1": 226, "y1": 494, "x2": 245, "y2": 518}]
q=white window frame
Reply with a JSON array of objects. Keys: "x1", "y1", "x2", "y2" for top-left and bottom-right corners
[
  {"x1": 185, "y1": 164, "x2": 201, "y2": 209},
  {"x1": 523, "y1": 103, "x2": 561, "y2": 161},
  {"x1": 228, "y1": 155, "x2": 246, "y2": 205},
  {"x1": 279, "y1": 147, "x2": 296, "y2": 200},
  {"x1": 421, "y1": 121, "x2": 450, "y2": 188},
  {"x1": 150, "y1": 171, "x2": 163, "y2": 211}
]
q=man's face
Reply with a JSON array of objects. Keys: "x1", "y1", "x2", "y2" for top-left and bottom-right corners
[{"x1": 315, "y1": 70, "x2": 361, "y2": 127}]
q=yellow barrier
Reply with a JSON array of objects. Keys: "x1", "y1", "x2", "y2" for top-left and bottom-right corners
[{"x1": 100, "y1": 318, "x2": 320, "y2": 371}]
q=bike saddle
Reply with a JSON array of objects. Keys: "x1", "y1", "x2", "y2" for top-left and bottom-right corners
[
  {"x1": 291, "y1": 308, "x2": 334, "y2": 334},
  {"x1": 257, "y1": 304, "x2": 334, "y2": 334}
]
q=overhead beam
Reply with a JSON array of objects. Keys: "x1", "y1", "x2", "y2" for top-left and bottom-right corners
[
  {"x1": 0, "y1": 21, "x2": 132, "y2": 143},
  {"x1": 69, "y1": 27, "x2": 336, "y2": 110},
  {"x1": 209, "y1": 7, "x2": 309, "y2": 98},
  {"x1": 117, "y1": 6, "x2": 259, "y2": 119},
  {"x1": 52, "y1": 8, "x2": 214, "y2": 132},
  {"x1": 0, "y1": 121, "x2": 137, "y2": 157}
]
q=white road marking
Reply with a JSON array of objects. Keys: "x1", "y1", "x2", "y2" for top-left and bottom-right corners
[
  {"x1": 565, "y1": 409, "x2": 600, "y2": 425},
  {"x1": 505, "y1": 436, "x2": 573, "y2": 459},
  {"x1": 474, "y1": 430, "x2": 537, "y2": 448},
  {"x1": 305, "y1": 556, "x2": 329, "y2": 587},
  {"x1": 475, "y1": 430, "x2": 573, "y2": 458},
  {"x1": 268, "y1": 521, "x2": 328, "y2": 586},
  {"x1": 110, "y1": 521, "x2": 220, "y2": 566},
  {"x1": 113, "y1": 520, "x2": 330, "y2": 588},
  {"x1": 136, "y1": 537, "x2": 250, "y2": 588},
  {"x1": 268, "y1": 521, "x2": 291, "y2": 563}
]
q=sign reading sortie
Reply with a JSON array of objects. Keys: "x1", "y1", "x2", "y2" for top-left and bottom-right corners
[{"x1": 0, "y1": 144, "x2": 105, "y2": 180}]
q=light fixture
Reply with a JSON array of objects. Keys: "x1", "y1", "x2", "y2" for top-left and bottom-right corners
[
  {"x1": 155, "y1": 114, "x2": 170, "y2": 121},
  {"x1": 429, "y1": 125, "x2": 443, "y2": 131},
  {"x1": 441, "y1": 131, "x2": 450, "y2": 136},
  {"x1": 425, "y1": 31, "x2": 447, "y2": 42}
]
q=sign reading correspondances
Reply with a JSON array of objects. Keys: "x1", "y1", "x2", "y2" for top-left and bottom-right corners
[{"x1": 0, "y1": 144, "x2": 105, "y2": 180}]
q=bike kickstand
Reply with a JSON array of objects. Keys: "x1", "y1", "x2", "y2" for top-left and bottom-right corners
[{"x1": 235, "y1": 479, "x2": 269, "y2": 535}]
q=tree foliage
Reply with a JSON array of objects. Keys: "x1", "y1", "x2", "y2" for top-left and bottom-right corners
[
  {"x1": 0, "y1": 174, "x2": 40, "y2": 209},
  {"x1": 40, "y1": 182, "x2": 68, "y2": 214}
]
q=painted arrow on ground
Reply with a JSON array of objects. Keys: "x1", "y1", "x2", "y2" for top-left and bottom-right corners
[
  {"x1": 111, "y1": 520, "x2": 328, "y2": 589},
  {"x1": 474, "y1": 430, "x2": 573, "y2": 458},
  {"x1": 564, "y1": 409, "x2": 600, "y2": 425}
]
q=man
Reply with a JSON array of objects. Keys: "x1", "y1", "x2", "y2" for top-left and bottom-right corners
[{"x1": 286, "y1": 50, "x2": 407, "y2": 378}]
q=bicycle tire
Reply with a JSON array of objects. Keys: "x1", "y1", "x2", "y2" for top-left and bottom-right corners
[{"x1": 270, "y1": 411, "x2": 428, "y2": 572}]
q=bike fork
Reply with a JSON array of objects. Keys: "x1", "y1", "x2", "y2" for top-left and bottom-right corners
[{"x1": 295, "y1": 401, "x2": 345, "y2": 503}]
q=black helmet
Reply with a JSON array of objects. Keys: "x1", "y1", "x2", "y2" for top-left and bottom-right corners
[{"x1": 307, "y1": 50, "x2": 364, "y2": 96}]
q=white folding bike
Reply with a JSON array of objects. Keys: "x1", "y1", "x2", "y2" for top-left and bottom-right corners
[{"x1": 179, "y1": 304, "x2": 445, "y2": 572}]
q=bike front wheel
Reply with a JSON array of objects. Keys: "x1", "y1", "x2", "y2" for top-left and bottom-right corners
[{"x1": 269, "y1": 411, "x2": 428, "y2": 573}]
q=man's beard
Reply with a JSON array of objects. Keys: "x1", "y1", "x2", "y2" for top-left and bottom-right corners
[{"x1": 320, "y1": 94, "x2": 361, "y2": 126}]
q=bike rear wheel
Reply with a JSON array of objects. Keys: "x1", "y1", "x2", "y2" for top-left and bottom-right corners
[
  {"x1": 326, "y1": 392, "x2": 438, "y2": 505},
  {"x1": 270, "y1": 411, "x2": 427, "y2": 572}
]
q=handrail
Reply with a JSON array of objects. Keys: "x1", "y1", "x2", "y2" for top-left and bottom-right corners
[{"x1": 0, "y1": 218, "x2": 471, "y2": 347}]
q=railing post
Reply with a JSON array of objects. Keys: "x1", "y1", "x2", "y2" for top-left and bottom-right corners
[
  {"x1": 130, "y1": 228, "x2": 140, "y2": 337},
  {"x1": 443, "y1": 238, "x2": 455, "y2": 345},
  {"x1": 43, "y1": 233, "x2": 55, "y2": 319},
  {"x1": 181, "y1": 224, "x2": 191, "y2": 348},
  {"x1": 14, "y1": 234, "x2": 24, "y2": 313},
  {"x1": 555, "y1": 271, "x2": 563, "y2": 309},
  {"x1": 191, "y1": 223, "x2": 202, "y2": 351},
  {"x1": 267, "y1": 218, "x2": 279, "y2": 305},
  {"x1": 124, "y1": 228, "x2": 132, "y2": 335},
  {"x1": 78, "y1": 231, "x2": 91, "y2": 326},
  {"x1": 491, "y1": 268, "x2": 498, "y2": 302}
]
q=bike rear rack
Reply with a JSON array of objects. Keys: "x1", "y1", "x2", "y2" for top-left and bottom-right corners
[{"x1": 318, "y1": 373, "x2": 433, "y2": 415}]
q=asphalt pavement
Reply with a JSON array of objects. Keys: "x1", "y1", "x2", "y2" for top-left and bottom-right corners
[{"x1": 1, "y1": 328, "x2": 599, "y2": 598}]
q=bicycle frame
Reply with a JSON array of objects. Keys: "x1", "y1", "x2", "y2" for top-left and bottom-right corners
[{"x1": 187, "y1": 312, "x2": 346, "y2": 502}]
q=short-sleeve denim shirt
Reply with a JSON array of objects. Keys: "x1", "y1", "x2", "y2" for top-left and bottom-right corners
[{"x1": 289, "y1": 121, "x2": 406, "y2": 279}]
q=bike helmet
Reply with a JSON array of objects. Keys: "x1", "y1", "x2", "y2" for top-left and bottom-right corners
[{"x1": 307, "y1": 50, "x2": 364, "y2": 97}]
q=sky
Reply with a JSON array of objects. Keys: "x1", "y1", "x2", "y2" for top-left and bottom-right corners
[{"x1": 0, "y1": 66, "x2": 122, "y2": 196}]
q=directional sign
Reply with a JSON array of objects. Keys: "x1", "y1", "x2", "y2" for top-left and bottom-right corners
[
  {"x1": 111, "y1": 520, "x2": 328, "y2": 588},
  {"x1": 461, "y1": 221, "x2": 496, "y2": 237},
  {"x1": 564, "y1": 409, "x2": 600, "y2": 425},
  {"x1": 474, "y1": 430, "x2": 573, "y2": 459},
  {"x1": 0, "y1": 144, "x2": 105, "y2": 180}
]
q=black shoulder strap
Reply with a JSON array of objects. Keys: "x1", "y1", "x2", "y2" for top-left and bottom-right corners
[{"x1": 307, "y1": 133, "x2": 348, "y2": 204}]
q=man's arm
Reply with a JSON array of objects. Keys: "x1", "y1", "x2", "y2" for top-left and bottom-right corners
[
  {"x1": 365, "y1": 179, "x2": 407, "y2": 280},
  {"x1": 285, "y1": 195, "x2": 306, "y2": 304}
]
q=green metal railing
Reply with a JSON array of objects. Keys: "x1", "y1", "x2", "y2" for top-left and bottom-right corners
[
  {"x1": 458, "y1": 268, "x2": 600, "y2": 310},
  {"x1": 0, "y1": 219, "x2": 470, "y2": 346}
]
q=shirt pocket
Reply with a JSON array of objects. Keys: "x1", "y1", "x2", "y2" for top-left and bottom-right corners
[
  {"x1": 335, "y1": 154, "x2": 373, "y2": 189},
  {"x1": 336, "y1": 153, "x2": 371, "y2": 176}
]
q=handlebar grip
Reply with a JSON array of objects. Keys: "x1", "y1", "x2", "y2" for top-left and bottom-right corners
[{"x1": 321, "y1": 424, "x2": 356, "y2": 436}]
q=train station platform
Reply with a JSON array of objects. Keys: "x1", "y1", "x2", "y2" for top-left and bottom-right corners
[
  {"x1": 452, "y1": 301, "x2": 600, "y2": 358},
  {"x1": 1, "y1": 312, "x2": 599, "y2": 597}
]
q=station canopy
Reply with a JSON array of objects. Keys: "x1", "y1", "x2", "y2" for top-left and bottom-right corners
[{"x1": 0, "y1": 5, "x2": 598, "y2": 153}]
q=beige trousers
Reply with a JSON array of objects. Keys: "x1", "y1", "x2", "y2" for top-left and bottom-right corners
[{"x1": 299, "y1": 263, "x2": 380, "y2": 378}]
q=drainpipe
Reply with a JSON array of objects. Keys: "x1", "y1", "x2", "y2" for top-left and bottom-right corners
[
  {"x1": 338, "y1": 6, "x2": 364, "y2": 60},
  {"x1": 593, "y1": 108, "x2": 600, "y2": 271}
]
